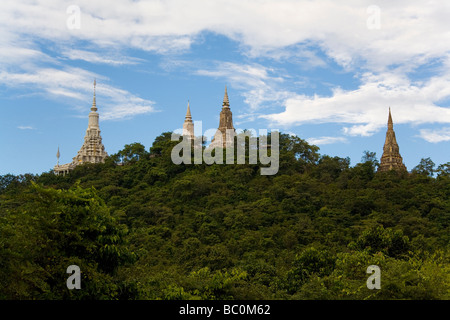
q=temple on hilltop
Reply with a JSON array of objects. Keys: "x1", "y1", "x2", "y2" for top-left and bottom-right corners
[
  {"x1": 51, "y1": 84, "x2": 411, "y2": 176},
  {"x1": 54, "y1": 80, "x2": 108, "y2": 175},
  {"x1": 210, "y1": 86, "x2": 235, "y2": 148},
  {"x1": 377, "y1": 108, "x2": 407, "y2": 173}
]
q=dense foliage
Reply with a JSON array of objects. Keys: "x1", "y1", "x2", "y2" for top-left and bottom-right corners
[{"x1": 1, "y1": 132, "x2": 449, "y2": 299}]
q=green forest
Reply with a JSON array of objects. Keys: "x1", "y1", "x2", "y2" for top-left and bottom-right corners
[{"x1": 1, "y1": 132, "x2": 449, "y2": 300}]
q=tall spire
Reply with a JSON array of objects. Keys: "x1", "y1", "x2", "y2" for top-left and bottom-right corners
[
  {"x1": 53, "y1": 80, "x2": 107, "y2": 176},
  {"x1": 388, "y1": 106, "x2": 393, "y2": 130},
  {"x1": 211, "y1": 86, "x2": 235, "y2": 148},
  {"x1": 185, "y1": 100, "x2": 192, "y2": 120},
  {"x1": 378, "y1": 108, "x2": 407, "y2": 172},
  {"x1": 183, "y1": 100, "x2": 194, "y2": 140},
  {"x1": 222, "y1": 85, "x2": 230, "y2": 107},
  {"x1": 75, "y1": 78, "x2": 106, "y2": 163},
  {"x1": 91, "y1": 79, "x2": 97, "y2": 112}
]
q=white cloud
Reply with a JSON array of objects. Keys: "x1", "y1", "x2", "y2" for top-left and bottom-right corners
[
  {"x1": 343, "y1": 123, "x2": 382, "y2": 137},
  {"x1": 0, "y1": 67, "x2": 155, "y2": 120},
  {"x1": 2, "y1": 0, "x2": 450, "y2": 131},
  {"x1": 419, "y1": 127, "x2": 450, "y2": 143},
  {"x1": 245, "y1": 45, "x2": 327, "y2": 68},
  {"x1": 60, "y1": 49, "x2": 143, "y2": 65},
  {"x1": 2, "y1": 0, "x2": 450, "y2": 69},
  {"x1": 197, "y1": 62, "x2": 293, "y2": 110},
  {"x1": 97, "y1": 86, "x2": 156, "y2": 120},
  {"x1": 17, "y1": 126, "x2": 34, "y2": 130},
  {"x1": 0, "y1": 23, "x2": 155, "y2": 121},
  {"x1": 262, "y1": 71, "x2": 450, "y2": 136},
  {"x1": 0, "y1": 46, "x2": 47, "y2": 65},
  {"x1": 307, "y1": 136, "x2": 348, "y2": 145},
  {"x1": 0, "y1": 1, "x2": 156, "y2": 121}
]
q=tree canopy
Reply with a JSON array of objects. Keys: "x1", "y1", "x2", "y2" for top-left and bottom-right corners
[{"x1": 0, "y1": 132, "x2": 448, "y2": 300}]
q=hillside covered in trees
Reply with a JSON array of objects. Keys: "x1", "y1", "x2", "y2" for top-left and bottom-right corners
[{"x1": 0, "y1": 132, "x2": 449, "y2": 299}]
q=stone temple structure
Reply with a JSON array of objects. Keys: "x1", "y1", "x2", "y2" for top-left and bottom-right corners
[
  {"x1": 51, "y1": 84, "x2": 412, "y2": 176},
  {"x1": 378, "y1": 108, "x2": 407, "y2": 172},
  {"x1": 54, "y1": 80, "x2": 108, "y2": 175},
  {"x1": 210, "y1": 86, "x2": 235, "y2": 148}
]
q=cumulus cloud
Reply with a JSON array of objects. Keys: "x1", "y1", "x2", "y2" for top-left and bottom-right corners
[
  {"x1": 0, "y1": 67, "x2": 155, "y2": 120},
  {"x1": 1, "y1": 0, "x2": 450, "y2": 132},
  {"x1": 60, "y1": 49, "x2": 143, "y2": 66},
  {"x1": 307, "y1": 136, "x2": 348, "y2": 145},
  {"x1": 262, "y1": 71, "x2": 450, "y2": 136},
  {"x1": 197, "y1": 62, "x2": 293, "y2": 110},
  {"x1": 419, "y1": 127, "x2": 450, "y2": 143},
  {"x1": 2, "y1": 0, "x2": 450, "y2": 68},
  {"x1": 0, "y1": 19, "x2": 155, "y2": 121}
]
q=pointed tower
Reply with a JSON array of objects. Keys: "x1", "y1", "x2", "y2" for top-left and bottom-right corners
[
  {"x1": 182, "y1": 101, "x2": 194, "y2": 140},
  {"x1": 378, "y1": 108, "x2": 407, "y2": 172},
  {"x1": 72, "y1": 79, "x2": 108, "y2": 165},
  {"x1": 54, "y1": 80, "x2": 108, "y2": 175},
  {"x1": 211, "y1": 86, "x2": 235, "y2": 148}
]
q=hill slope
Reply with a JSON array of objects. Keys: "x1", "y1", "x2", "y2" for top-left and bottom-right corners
[{"x1": 1, "y1": 132, "x2": 449, "y2": 299}]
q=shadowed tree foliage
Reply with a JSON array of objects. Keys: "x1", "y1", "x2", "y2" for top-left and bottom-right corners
[
  {"x1": 412, "y1": 157, "x2": 436, "y2": 177},
  {"x1": 0, "y1": 182, "x2": 135, "y2": 299},
  {"x1": 349, "y1": 225, "x2": 411, "y2": 258},
  {"x1": 436, "y1": 162, "x2": 450, "y2": 179},
  {"x1": 110, "y1": 142, "x2": 149, "y2": 164}
]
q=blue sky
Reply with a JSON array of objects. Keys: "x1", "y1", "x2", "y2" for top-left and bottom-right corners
[{"x1": 1, "y1": 0, "x2": 450, "y2": 175}]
